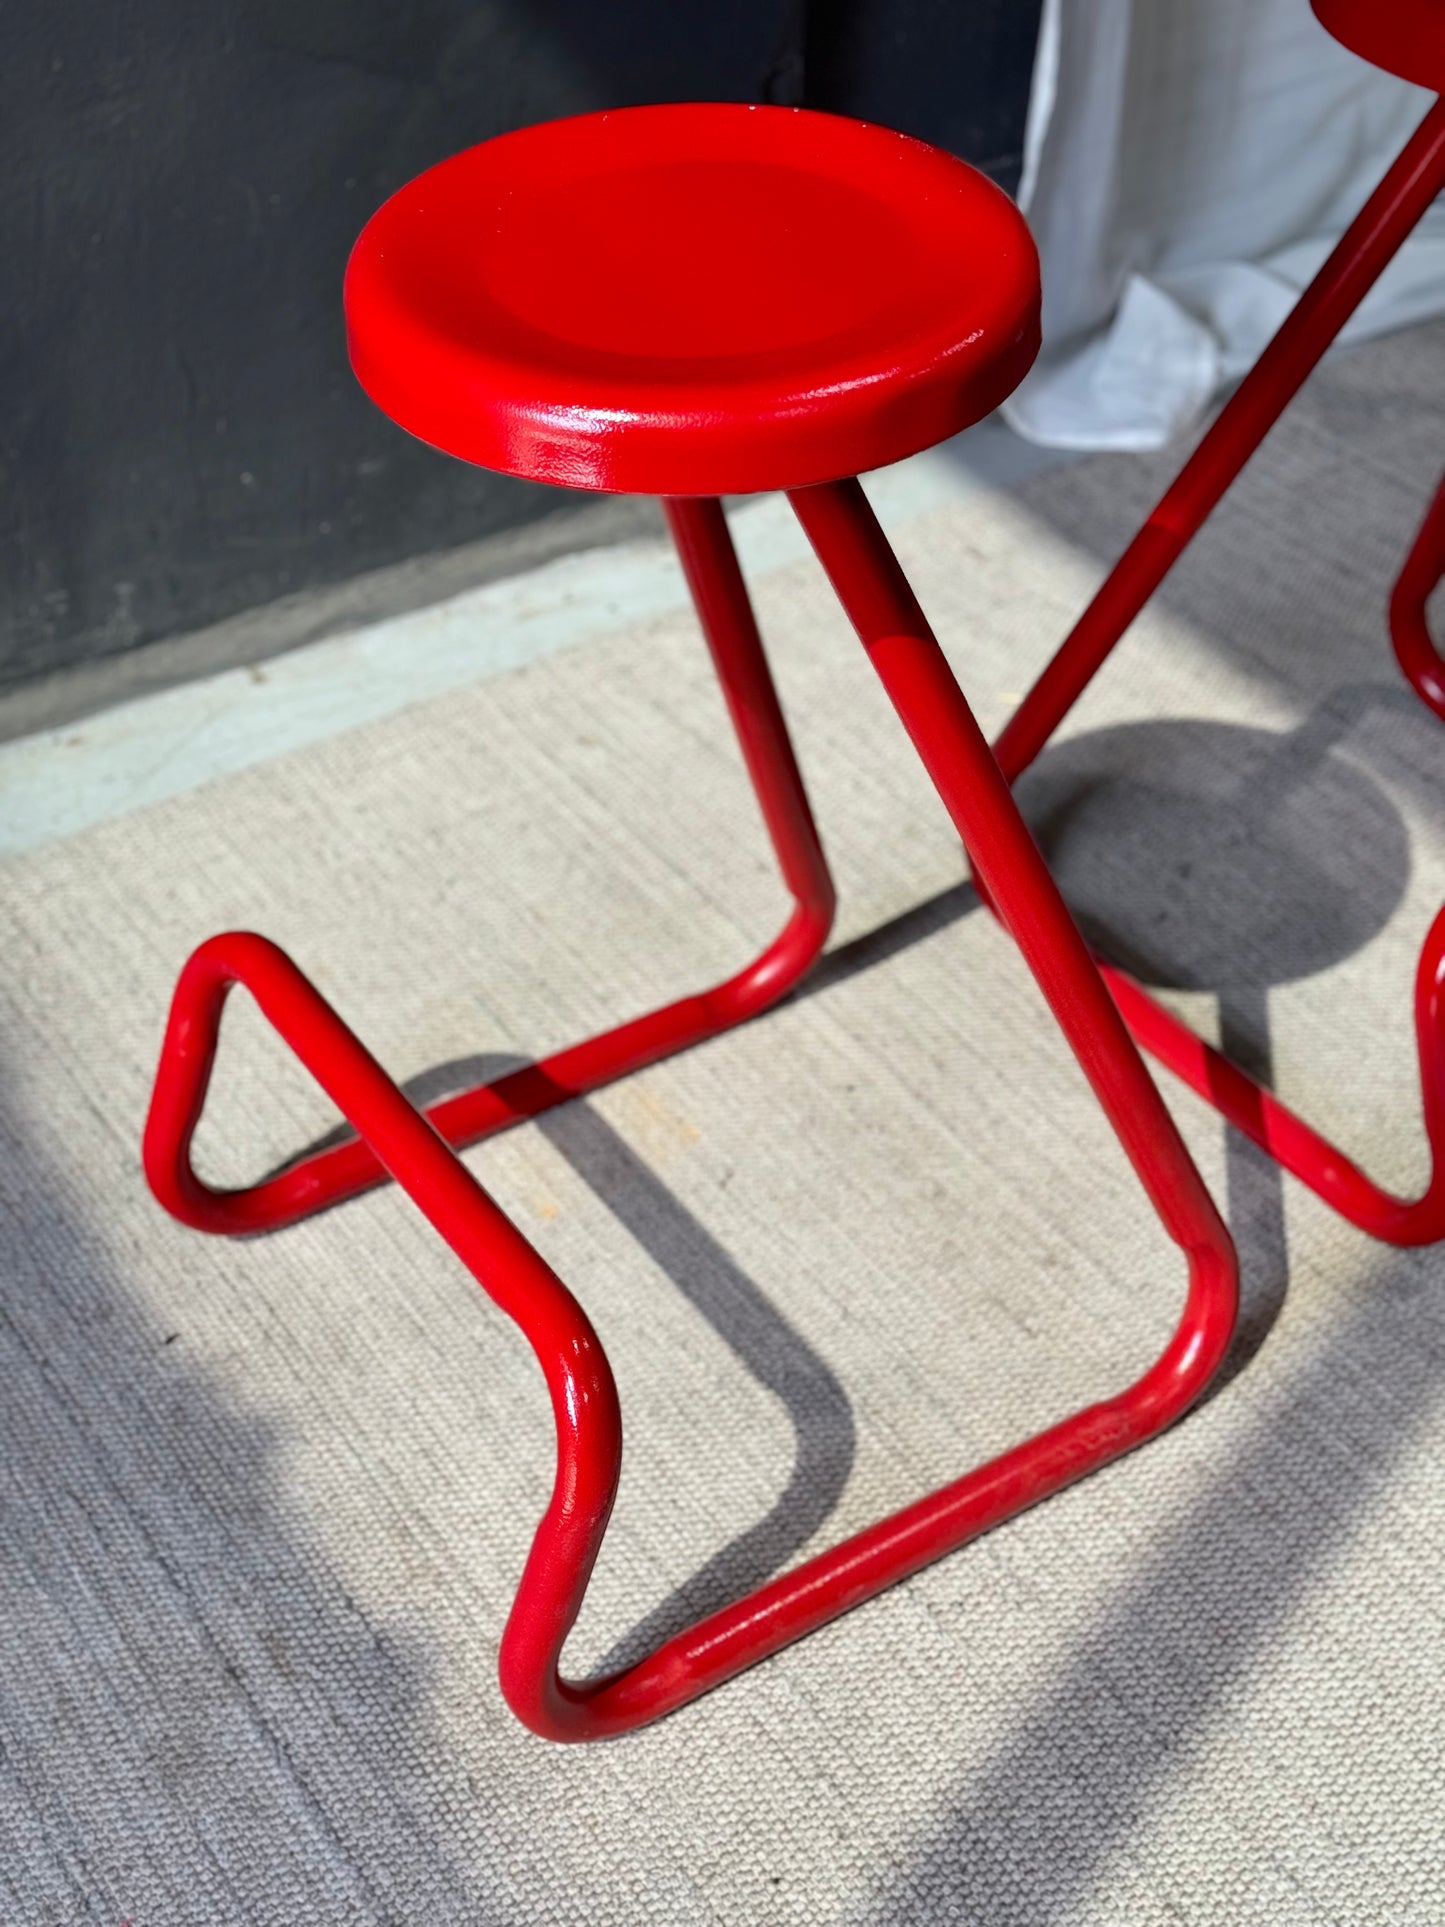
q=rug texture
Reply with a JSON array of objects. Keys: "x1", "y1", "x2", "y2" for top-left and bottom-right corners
[{"x1": 3, "y1": 321, "x2": 1444, "y2": 1925}]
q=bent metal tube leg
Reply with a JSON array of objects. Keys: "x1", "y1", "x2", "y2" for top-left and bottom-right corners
[
  {"x1": 147, "y1": 496, "x2": 835, "y2": 1237},
  {"x1": 986, "y1": 97, "x2": 1445, "y2": 1248},
  {"x1": 993, "y1": 96, "x2": 1445, "y2": 789},
  {"x1": 1391, "y1": 468, "x2": 1445, "y2": 725},
  {"x1": 143, "y1": 487, "x2": 1237, "y2": 1741}
]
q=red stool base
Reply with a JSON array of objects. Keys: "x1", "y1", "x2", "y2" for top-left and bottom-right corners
[
  {"x1": 1391, "y1": 470, "x2": 1445, "y2": 724},
  {"x1": 144, "y1": 484, "x2": 1236, "y2": 1741}
]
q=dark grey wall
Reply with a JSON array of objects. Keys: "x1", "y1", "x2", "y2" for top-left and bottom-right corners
[
  {"x1": 802, "y1": 0, "x2": 1041, "y2": 186},
  {"x1": 1, "y1": 0, "x2": 1041, "y2": 697}
]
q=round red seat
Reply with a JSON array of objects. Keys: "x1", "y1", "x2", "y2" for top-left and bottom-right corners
[
  {"x1": 344, "y1": 104, "x2": 1040, "y2": 497},
  {"x1": 1313, "y1": 0, "x2": 1445, "y2": 91}
]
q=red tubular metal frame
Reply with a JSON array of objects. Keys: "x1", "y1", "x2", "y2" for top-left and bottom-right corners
[
  {"x1": 1392, "y1": 468, "x2": 1445, "y2": 723},
  {"x1": 148, "y1": 498, "x2": 834, "y2": 1236},
  {"x1": 145, "y1": 483, "x2": 1237, "y2": 1740},
  {"x1": 989, "y1": 94, "x2": 1445, "y2": 1248}
]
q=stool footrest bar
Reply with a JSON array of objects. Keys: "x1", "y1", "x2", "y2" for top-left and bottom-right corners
[
  {"x1": 1099, "y1": 919, "x2": 1445, "y2": 1247},
  {"x1": 145, "y1": 928, "x2": 1235, "y2": 1740},
  {"x1": 1391, "y1": 468, "x2": 1445, "y2": 724}
]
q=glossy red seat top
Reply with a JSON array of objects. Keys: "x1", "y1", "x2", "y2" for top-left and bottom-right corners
[
  {"x1": 1313, "y1": 0, "x2": 1445, "y2": 91},
  {"x1": 345, "y1": 104, "x2": 1040, "y2": 496}
]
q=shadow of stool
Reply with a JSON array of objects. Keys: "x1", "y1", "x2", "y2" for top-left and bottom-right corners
[
  {"x1": 1019, "y1": 714, "x2": 1413, "y2": 1377},
  {"x1": 1020, "y1": 716, "x2": 1411, "y2": 997}
]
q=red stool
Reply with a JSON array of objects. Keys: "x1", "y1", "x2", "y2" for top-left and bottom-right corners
[
  {"x1": 990, "y1": 0, "x2": 1445, "y2": 1247},
  {"x1": 143, "y1": 105, "x2": 1236, "y2": 1741}
]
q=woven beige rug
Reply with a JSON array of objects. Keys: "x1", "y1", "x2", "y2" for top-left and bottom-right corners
[{"x1": 3, "y1": 321, "x2": 1444, "y2": 1924}]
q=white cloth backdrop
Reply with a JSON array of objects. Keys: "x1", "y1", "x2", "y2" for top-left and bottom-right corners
[{"x1": 1006, "y1": 0, "x2": 1445, "y2": 449}]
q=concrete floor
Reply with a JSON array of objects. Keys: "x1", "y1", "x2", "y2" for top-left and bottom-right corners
[{"x1": 0, "y1": 418, "x2": 1068, "y2": 857}]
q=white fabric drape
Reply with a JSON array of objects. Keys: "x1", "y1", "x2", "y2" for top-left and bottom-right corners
[{"x1": 1005, "y1": 0, "x2": 1445, "y2": 449}]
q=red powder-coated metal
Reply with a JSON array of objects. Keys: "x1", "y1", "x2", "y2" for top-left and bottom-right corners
[
  {"x1": 1101, "y1": 922, "x2": 1445, "y2": 1247},
  {"x1": 1391, "y1": 470, "x2": 1445, "y2": 723},
  {"x1": 147, "y1": 104, "x2": 1237, "y2": 1739},
  {"x1": 1312, "y1": 0, "x2": 1445, "y2": 90},
  {"x1": 144, "y1": 482, "x2": 1237, "y2": 1740},
  {"x1": 344, "y1": 103, "x2": 1040, "y2": 497},
  {"x1": 149, "y1": 498, "x2": 834, "y2": 1235},
  {"x1": 987, "y1": 88, "x2": 1445, "y2": 1246},
  {"x1": 994, "y1": 95, "x2": 1445, "y2": 790},
  {"x1": 788, "y1": 482, "x2": 1238, "y2": 1294}
]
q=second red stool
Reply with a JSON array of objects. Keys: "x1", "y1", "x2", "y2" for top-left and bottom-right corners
[{"x1": 990, "y1": 0, "x2": 1445, "y2": 1248}]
